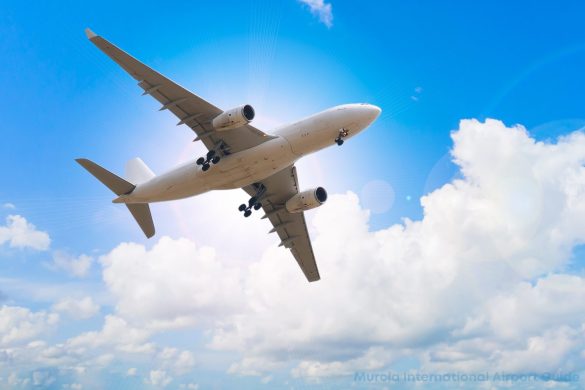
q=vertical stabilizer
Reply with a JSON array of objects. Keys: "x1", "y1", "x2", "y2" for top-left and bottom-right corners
[{"x1": 126, "y1": 157, "x2": 155, "y2": 185}]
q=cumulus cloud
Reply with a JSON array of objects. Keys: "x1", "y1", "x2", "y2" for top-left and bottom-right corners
[
  {"x1": 100, "y1": 237, "x2": 243, "y2": 330},
  {"x1": 9, "y1": 118, "x2": 584, "y2": 383},
  {"x1": 66, "y1": 315, "x2": 154, "y2": 354},
  {"x1": 299, "y1": 0, "x2": 333, "y2": 28},
  {"x1": 158, "y1": 347, "x2": 196, "y2": 374},
  {"x1": 52, "y1": 297, "x2": 100, "y2": 320},
  {"x1": 0, "y1": 215, "x2": 50, "y2": 250},
  {"x1": 204, "y1": 119, "x2": 585, "y2": 377},
  {"x1": 145, "y1": 369, "x2": 172, "y2": 387},
  {"x1": 0, "y1": 305, "x2": 59, "y2": 347},
  {"x1": 47, "y1": 252, "x2": 93, "y2": 278}
]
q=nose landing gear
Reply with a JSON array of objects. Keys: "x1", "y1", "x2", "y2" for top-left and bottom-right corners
[
  {"x1": 335, "y1": 128, "x2": 349, "y2": 146},
  {"x1": 239, "y1": 183, "x2": 266, "y2": 217}
]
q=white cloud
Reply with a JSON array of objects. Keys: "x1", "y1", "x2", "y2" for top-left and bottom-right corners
[
  {"x1": 127, "y1": 367, "x2": 138, "y2": 376},
  {"x1": 299, "y1": 0, "x2": 333, "y2": 28},
  {"x1": 2, "y1": 203, "x2": 15, "y2": 209},
  {"x1": 48, "y1": 252, "x2": 93, "y2": 278},
  {"x1": 66, "y1": 315, "x2": 154, "y2": 355},
  {"x1": 158, "y1": 347, "x2": 196, "y2": 374},
  {"x1": 145, "y1": 369, "x2": 172, "y2": 387},
  {"x1": 0, "y1": 215, "x2": 50, "y2": 250},
  {"x1": 7, "y1": 118, "x2": 585, "y2": 383},
  {"x1": 100, "y1": 237, "x2": 243, "y2": 329},
  {"x1": 292, "y1": 347, "x2": 394, "y2": 378},
  {"x1": 205, "y1": 119, "x2": 585, "y2": 377},
  {"x1": 0, "y1": 305, "x2": 58, "y2": 347},
  {"x1": 52, "y1": 297, "x2": 100, "y2": 320}
]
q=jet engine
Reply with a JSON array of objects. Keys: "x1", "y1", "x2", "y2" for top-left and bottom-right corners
[
  {"x1": 212, "y1": 104, "x2": 255, "y2": 131},
  {"x1": 285, "y1": 187, "x2": 328, "y2": 213}
]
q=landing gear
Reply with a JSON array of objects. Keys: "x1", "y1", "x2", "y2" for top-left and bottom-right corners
[
  {"x1": 196, "y1": 146, "x2": 223, "y2": 171},
  {"x1": 239, "y1": 183, "x2": 266, "y2": 217},
  {"x1": 335, "y1": 128, "x2": 349, "y2": 146}
]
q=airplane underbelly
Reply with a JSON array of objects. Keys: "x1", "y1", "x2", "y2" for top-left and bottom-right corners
[
  {"x1": 215, "y1": 136, "x2": 297, "y2": 188},
  {"x1": 130, "y1": 137, "x2": 297, "y2": 203}
]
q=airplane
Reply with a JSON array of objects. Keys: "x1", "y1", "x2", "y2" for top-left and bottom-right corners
[{"x1": 77, "y1": 28, "x2": 381, "y2": 282}]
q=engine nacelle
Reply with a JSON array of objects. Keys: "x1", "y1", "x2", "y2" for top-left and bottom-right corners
[
  {"x1": 211, "y1": 104, "x2": 255, "y2": 131},
  {"x1": 285, "y1": 187, "x2": 328, "y2": 213}
]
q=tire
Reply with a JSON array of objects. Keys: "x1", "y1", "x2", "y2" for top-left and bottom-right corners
[
  {"x1": 336, "y1": 139, "x2": 344, "y2": 146},
  {"x1": 211, "y1": 156, "x2": 220, "y2": 164},
  {"x1": 244, "y1": 210, "x2": 252, "y2": 217},
  {"x1": 248, "y1": 196, "x2": 257, "y2": 206},
  {"x1": 202, "y1": 163, "x2": 210, "y2": 172},
  {"x1": 206, "y1": 150, "x2": 216, "y2": 159},
  {"x1": 238, "y1": 204, "x2": 246, "y2": 212},
  {"x1": 253, "y1": 202, "x2": 262, "y2": 210},
  {"x1": 196, "y1": 157, "x2": 205, "y2": 165}
]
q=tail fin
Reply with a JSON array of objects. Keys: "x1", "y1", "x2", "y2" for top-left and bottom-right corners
[
  {"x1": 76, "y1": 158, "x2": 155, "y2": 238},
  {"x1": 125, "y1": 157, "x2": 155, "y2": 185}
]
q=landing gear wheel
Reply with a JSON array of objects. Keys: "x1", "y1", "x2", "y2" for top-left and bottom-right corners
[
  {"x1": 202, "y1": 163, "x2": 210, "y2": 172},
  {"x1": 238, "y1": 204, "x2": 247, "y2": 212},
  {"x1": 248, "y1": 196, "x2": 257, "y2": 206},
  {"x1": 336, "y1": 139, "x2": 344, "y2": 146},
  {"x1": 206, "y1": 150, "x2": 216, "y2": 159},
  {"x1": 211, "y1": 156, "x2": 221, "y2": 164},
  {"x1": 244, "y1": 210, "x2": 252, "y2": 217},
  {"x1": 253, "y1": 202, "x2": 262, "y2": 211},
  {"x1": 196, "y1": 157, "x2": 205, "y2": 165}
]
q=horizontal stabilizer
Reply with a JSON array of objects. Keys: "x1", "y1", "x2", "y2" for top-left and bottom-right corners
[
  {"x1": 126, "y1": 203, "x2": 155, "y2": 238},
  {"x1": 76, "y1": 158, "x2": 135, "y2": 195}
]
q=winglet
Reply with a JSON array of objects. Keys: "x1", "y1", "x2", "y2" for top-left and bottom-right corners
[{"x1": 84, "y1": 28, "x2": 97, "y2": 39}]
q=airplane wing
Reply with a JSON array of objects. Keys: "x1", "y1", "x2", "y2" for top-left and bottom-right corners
[
  {"x1": 244, "y1": 166, "x2": 320, "y2": 282},
  {"x1": 85, "y1": 28, "x2": 275, "y2": 154}
]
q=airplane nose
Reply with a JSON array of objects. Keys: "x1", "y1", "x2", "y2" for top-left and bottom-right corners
[
  {"x1": 370, "y1": 105, "x2": 382, "y2": 119},
  {"x1": 363, "y1": 104, "x2": 381, "y2": 123}
]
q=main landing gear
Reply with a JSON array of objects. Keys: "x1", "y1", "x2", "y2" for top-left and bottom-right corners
[
  {"x1": 196, "y1": 150, "x2": 221, "y2": 172},
  {"x1": 239, "y1": 183, "x2": 266, "y2": 217},
  {"x1": 335, "y1": 128, "x2": 349, "y2": 146}
]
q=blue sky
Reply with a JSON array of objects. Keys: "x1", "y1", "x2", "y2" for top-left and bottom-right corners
[{"x1": 1, "y1": 1, "x2": 585, "y2": 389}]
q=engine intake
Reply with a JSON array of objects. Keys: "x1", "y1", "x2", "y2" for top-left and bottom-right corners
[
  {"x1": 212, "y1": 104, "x2": 255, "y2": 131},
  {"x1": 285, "y1": 187, "x2": 328, "y2": 213}
]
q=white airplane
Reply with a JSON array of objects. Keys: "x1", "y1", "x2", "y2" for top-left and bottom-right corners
[{"x1": 78, "y1": 29, "x2": 381, "y2": 282}]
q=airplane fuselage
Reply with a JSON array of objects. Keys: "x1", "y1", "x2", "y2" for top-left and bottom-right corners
[{"x1": 117, "y1": 103, "x2": 380, "y2": 204}]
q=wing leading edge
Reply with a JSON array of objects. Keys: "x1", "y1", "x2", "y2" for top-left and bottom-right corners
[
  {"x1": 84, "y1": 28, "x2": 275, "y2": 154},
  {"x1": 244, "y1": 166, "x2": 320, "y2": 282}
]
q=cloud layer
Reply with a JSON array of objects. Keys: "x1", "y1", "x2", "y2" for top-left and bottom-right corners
[
  {"x1": 94, "y1": 119, "x2": 585, "y2": 380},
  {"x1": 2, "y1": 119, "x2": 585, "y2": 387}
]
